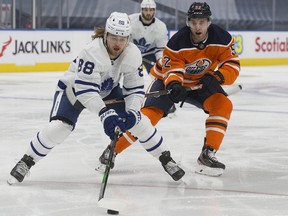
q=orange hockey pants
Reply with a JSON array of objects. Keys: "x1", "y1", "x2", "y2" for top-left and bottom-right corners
[{"x1": 114, "y1": 93, "x2": 232, "y2": 153}]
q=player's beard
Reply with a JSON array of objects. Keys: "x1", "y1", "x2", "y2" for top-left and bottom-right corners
[
  {"x1": 107, "y1": 45, "x2": 124, "y2": 59},
  {"x1": 142, "y1": 13, "x2": 154, "y2": 22}
]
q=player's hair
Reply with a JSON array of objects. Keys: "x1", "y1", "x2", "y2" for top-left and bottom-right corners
[{"x1": 91, "y1": 27, "x2": 105, "y2": 40}]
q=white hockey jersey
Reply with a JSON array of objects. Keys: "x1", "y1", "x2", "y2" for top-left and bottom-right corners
[
  {"x1": 58, "y1": 38, "x2": 144, "y2": 115},
  {"x1": 129, "y1": 13, "x2": 168, "y2": 60}
]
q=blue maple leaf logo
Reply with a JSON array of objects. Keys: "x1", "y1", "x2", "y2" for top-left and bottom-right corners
[
  {"x1": 133, "y1": 37, "x2": 150, "y2": 53},
  {"x1": 101, "y1": 78, "x2": 114, "y2": 91}
]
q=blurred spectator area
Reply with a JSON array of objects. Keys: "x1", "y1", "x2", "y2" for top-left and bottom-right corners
[{"x1": 1, "y1": 0, "x2": 288, "y2": 30}]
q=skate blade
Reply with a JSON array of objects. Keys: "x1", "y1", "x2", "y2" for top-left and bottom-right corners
[
  {"x1": 195, "y1": 164, "x2": 224, "y2": 177},
  {"x1": 7, "y1": 175, "x2": 18, "y2": 185}
]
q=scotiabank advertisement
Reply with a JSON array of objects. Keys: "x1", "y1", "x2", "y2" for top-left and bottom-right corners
[
  {"x1": 231, "y1": 31, "x2": 288, "y2": 58},
  {"x1": 0, "y1": 30, "x2": 288, "y2": 72}
]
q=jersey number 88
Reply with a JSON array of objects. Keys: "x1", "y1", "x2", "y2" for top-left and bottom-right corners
[{"x1": 78, "y1": 59, "x2": 95, "y2": 75}]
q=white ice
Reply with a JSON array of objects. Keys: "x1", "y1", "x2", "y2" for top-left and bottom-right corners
[{"x1": 0, "y1": 66, "x2": 288, "y2": 216}]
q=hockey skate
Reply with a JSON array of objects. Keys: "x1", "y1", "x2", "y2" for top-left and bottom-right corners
[
  {"x1": 159, "y1": 151, "x2": 185, "y2": 181},
  {"x1": 196, "y1": 146, "x2": 225, "y2": 177},
  {"x1": 95, "y1": 145, "x2": 116, "y2": 172},
  {"x1": 7, "y1": 154, "x2": 35, "y2": 185}
]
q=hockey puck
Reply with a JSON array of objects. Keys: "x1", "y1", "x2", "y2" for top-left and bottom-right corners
[{"x1": 107, "y1": 209, "x2": 119, "y2": 215}]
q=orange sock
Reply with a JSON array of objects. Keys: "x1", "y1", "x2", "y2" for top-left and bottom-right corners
[
  {"x1": 114, "y1": 106, "x2": 164, "y2": 154},
  {"x1": 203, "y1": 93, "x2": 233, "y2": 150},
  {"x1": 205, "y1": 130, "x2": 225, "y2": 151},
  {"x1": 114, "y1": 132, "x2": 136, "y2": 154},
  {"x1": 141, "y1": 106, "x2": 164, "y2": 126}
]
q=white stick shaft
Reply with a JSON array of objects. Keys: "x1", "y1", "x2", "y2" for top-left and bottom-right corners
[{"x1": 225, "y1": 84, "x2": 242, "y2": 96}]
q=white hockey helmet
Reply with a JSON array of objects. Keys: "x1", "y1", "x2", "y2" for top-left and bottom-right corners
[
  {"x1": 141, "y1": 0, "x2": 156, "y2": 9},
  {"x1": 105, "y1": 12, "x2": 131, "y2": 37}
]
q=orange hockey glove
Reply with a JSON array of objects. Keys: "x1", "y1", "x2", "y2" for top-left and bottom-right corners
[{"x1": 207, "y1": 70, "x2": 225, "y2": 84}]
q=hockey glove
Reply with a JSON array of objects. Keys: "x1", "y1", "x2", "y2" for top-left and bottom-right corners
[
  {"x1": 198, "y1": 72, "x2": 227, "y2": 101},
  {"x1": 119, "y1": 109, "x2": 142, "y2": 130},
  {"x1": 99, "y1": 108, "x2": 126, "y2": 140},
  {"x1": 166, "y1": 81, "x2": 187, "y2": 103},
  {"x1": 208, "y1": 70, "x2": 225, "y2": 84}
]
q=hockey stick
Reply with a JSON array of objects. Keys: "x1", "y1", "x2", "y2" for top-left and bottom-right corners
[
  {"x1": 66, "y1": 85, "x2": 172, "y2": 107},
  {"x1": 103, "y1": 89, "x2": 172, "y2": 105},
  {"x1": 103, "y1": 84, "x2": 242, "y2": 105},
  {"x1": 98, "y1": 127, "x2": 121, "y2": 202},
  {"x1": 142, "y1": 58, "x2": 155, "y2": 66},
  {"x1": 98, "y1": 126, "x2": 123, "y2": 214},
  {"x1": 223, "y1": 84, "x2": 242, "y2": 95},
  {"x1": 104, "y1": 85, "x2": 205, "y2": 105},
  {"x1": 97, "y1": 126, "x2": 128, "y2": 213},
  {"x1": 67, "y1": 84, "x2": 242, "y2": 107}
]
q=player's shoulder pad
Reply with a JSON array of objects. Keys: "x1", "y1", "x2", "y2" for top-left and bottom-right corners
[
  {"x1": 81, "y1": 38, "x2": 101, "y2": 52},
  {"x1": 78, "y1": 38, "x2": 103, "y2": 59},
  {"x1": 154, "y1": 17, "x2": 168, "y2": 30},
  {"x1": 207, "y1": 24, "x2": 232, "y2": 46},
  {"x1": 166, "y1": 26, "x2": 191, "y2": 51}
]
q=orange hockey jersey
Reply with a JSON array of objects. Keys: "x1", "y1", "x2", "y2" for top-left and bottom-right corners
[{"x1": 150, "y1": 24, "x2": 240, "y2": 88}]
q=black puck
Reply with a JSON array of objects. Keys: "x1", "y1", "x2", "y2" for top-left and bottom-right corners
[{"x1": 107, "y1": 209, "x2": 119, "y2": 215}]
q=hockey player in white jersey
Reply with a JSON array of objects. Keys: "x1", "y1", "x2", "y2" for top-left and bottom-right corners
[
  {"x1": 7, "y1": 12, "x2": 185, "y2": 184},
  {"x1": 129, "y1": 0, "x2": 177, "y2": 115},
  {"x1": 129, "y1": 0, "x2": 168, "y2": 73}
]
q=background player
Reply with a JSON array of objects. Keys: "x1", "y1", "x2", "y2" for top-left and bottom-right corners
[
  {"x1": 129, "y1": 0, "x2": 168, "y2": 74},
  {"x1": 8, "y1": 12, "x2": 185, "y2": 184},
  {"x1": 99, "y1": 2, "x2": 240, "y2": 177},
  {"x1": 129, "y1": 0, "x2": 177, "y2": 116}
]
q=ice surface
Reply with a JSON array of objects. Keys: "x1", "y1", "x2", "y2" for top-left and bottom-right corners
[{"x1": 0, "y1": 66, "x2": 288, "y2": 216}]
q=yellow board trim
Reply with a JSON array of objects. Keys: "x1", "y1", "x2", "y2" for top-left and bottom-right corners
[
  {"x1": 0, "y1": 58, "x2": 288, "y2": 73},
  {"x1": 0, "y1": 62, "x2": 70, "y2": 73},
  {"x1": 240, "y1": 58, "x2": 288, "y2": 66}
]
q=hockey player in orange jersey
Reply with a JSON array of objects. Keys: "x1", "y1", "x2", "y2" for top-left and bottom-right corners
[{"x1": 98, "y1": 2, "x2": 240, "y2": 176}]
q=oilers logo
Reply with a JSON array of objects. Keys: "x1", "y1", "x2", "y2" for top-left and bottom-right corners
[{"x1": 185, "y1": 59, "x2": 211, "y2": 74}]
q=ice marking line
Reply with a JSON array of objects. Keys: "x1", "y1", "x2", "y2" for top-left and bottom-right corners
[
  {"x1": 21, "y1": 180, "x2": 288, "y2": 197},
  {"x1": 234, "y1": 109, "x2": 288, "y2": 115},
  {"x1": 1, "y1": 96, "x2": 287, "y2": 115},
  {"x1": 0, "y1": 96, "x2": 52, "y2": 101}
]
